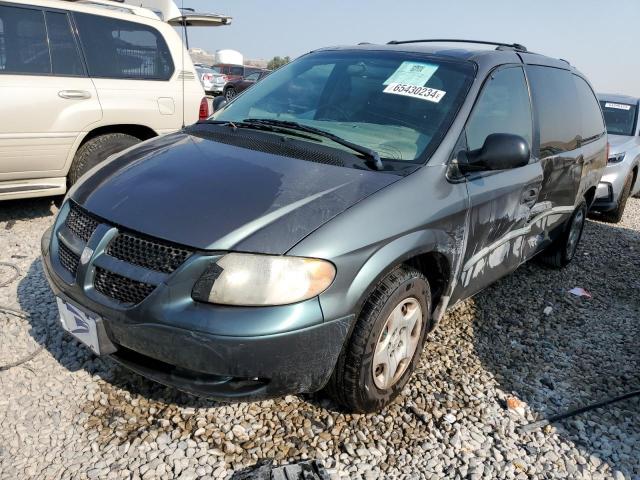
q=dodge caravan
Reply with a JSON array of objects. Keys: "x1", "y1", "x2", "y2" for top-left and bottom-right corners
[{"x1": 42, "y1": 40, "x2": 607, "y2": 412}]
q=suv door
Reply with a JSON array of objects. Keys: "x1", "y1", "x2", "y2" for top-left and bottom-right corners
[
  {"x1": 455, "y1": 65, "x2": 544, "y2": 299},
  {"x1": 0, "y1": 5, "x2": 101, "y2": 177},
  {"x1": 73, "y1": 13, "x2": 181, "y2": 133}
]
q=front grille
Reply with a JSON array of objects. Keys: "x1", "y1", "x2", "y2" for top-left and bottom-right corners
[
  {"x1": 106, "y1": 233, "x2": 192, "y2": 274},
  {"x1": 94, "y1": 267, "x2": 155, "y2": 305},
  {"x1": 59, "y1": 242, "x2": 80, "y2": 276},
  {"x1": 66, "y1": 203, "x2": 99, "y2": 242}
]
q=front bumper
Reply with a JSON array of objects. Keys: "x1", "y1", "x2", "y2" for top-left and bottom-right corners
[
  {"x1": 41, "y1": 208, "x2": 351, "y2": 400},
  {"x1": 592, "y1": 159, "x2": 633, "y2": 211}
]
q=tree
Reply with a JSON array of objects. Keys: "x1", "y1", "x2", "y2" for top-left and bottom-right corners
[{"x1": 267, "y1": 56, "x2": 291, "y2": 70}]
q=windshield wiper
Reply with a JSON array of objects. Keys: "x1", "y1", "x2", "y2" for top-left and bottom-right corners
[
  {"x1": 199, "y1": 119, "x2": 320, "y2": 142},
  {"x1": 243, "y1": 118, "x2": 384, "y2": 170}
]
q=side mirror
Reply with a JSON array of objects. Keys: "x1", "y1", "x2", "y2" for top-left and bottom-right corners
[
  {"x1": 458, "y1": 133, "x2": 530, "y2": 173},
  {"x1": 212, "y1": 96, "x2": 228, "y2": 113}
]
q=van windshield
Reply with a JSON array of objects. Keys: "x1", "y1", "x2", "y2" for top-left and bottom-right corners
[
  {"x1": 600, "y1": 100, "x2": 638, "y2": 136},
  {"x1": 213, "y1": 50, "x2": 475, "y2": 163}
]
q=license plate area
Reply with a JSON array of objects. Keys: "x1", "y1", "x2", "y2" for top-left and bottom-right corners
[{"x1": 57, "y1": 297, "x2": 101, "y2": 355}]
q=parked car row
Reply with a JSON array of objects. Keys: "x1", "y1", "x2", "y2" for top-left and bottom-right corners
[
  {"x1": 41, "y1": 39, "x2": 615, "y2": 412},
  {"x1": 195, "y1": 63, "x2": 271, "y2": 99}
]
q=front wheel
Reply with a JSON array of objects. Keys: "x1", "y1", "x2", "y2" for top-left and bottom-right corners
[
  {"x1": 325, "y1": 265, "x2": 431, "y2": 413},
  {"x1": 537, "y1": 201, "x2": 587, "y2": 268}
]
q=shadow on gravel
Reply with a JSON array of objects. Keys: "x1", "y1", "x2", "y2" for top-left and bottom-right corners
[
  {"x1": 470, "y1": 218, "x2": 640, "y2": 477},
  {"x1": 0, "y1": 197, "x2": 58, "y2": 224}
]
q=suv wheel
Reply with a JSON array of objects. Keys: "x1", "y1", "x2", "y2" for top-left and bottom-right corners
[
  {"x1": 224, "y1": 87, "x2": 237, "y2": 101},
  {"x1": 68, "y1": 133, "x2": 140, "y2": 186},
  {"x1": 599, "y1": 173, "x2": 633, "y2": 223},
  {"x1": 538, "y1": 201, "x2": 587, "y2": 268},
  {"x1": 326, "y1": 265, "x2": 430, "y2": 412}
]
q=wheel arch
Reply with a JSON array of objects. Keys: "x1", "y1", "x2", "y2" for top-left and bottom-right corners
[{"x1": 79, "y1": 124, "x2": 158, "y2": 148}]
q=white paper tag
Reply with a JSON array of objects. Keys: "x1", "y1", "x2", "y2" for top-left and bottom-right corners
[
  {"x1": 604, "y1": 102, "x2": 631, "y2": 111},
  {"x1": 384, "y1": 62, "x2": 439, "y2": 87},
  {"x1": 383, "y1": 83, "x2": 446, "y2": 103}
]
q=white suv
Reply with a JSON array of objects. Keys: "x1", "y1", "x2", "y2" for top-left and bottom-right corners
[{"x1": 0, "y1": 0, "x2": 209, "y2": 200}]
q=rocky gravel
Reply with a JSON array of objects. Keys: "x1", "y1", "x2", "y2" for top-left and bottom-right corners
[{"x1": 0, "y1": 197, "x2": 639, "y2": 480}]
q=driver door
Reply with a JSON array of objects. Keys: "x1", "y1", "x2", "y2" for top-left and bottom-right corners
[{"x1": 455, "y1": 65, "x2": 544, "y2": 300}]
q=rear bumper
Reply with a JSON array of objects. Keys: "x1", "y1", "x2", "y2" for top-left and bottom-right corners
[{"x1": 41, "y1": 221, "x2": 351, "y2": 400}]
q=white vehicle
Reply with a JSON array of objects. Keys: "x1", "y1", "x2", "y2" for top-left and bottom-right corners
[{"x1": 0, "y1": 0, "x2": 230, "y2": 200}]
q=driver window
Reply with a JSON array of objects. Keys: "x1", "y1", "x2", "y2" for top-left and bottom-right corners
[{"x1": 466, "y1": 66, "x2": 532, "y2": 151}]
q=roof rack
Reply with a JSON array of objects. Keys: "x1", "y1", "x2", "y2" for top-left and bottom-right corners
[{"x1": 386, "y1": 39, "x2": 528, "y2": 53}]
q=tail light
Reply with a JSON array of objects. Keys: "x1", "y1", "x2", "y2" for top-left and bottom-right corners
[
  {"x1": 203, "y1": 73, "x2": 213, "y2": 81},
  {"x1": 606, "y1": 141, "x2": 610, "y2": 160},
  {"x1": 199, "y1": 97, "x2": 209, "y2": 120}
]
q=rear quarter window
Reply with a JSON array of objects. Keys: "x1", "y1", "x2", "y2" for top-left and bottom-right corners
[
  {"x1": 74, "y1": 13, "x2": 174, "y2": 80},
  {"x1": 0, "y1": 5, "x2": 50, "y2": 74},
  {"x1": 526, "y1": 65, "x2": 581, "y2": 157},
  {"x1": 573, "y1": 76, "x2": 605, "y2": 141}
]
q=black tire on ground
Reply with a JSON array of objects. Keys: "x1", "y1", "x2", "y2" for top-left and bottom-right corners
[
  {"x1": 537, "y1": 201, "x2": 587, "y2": 268},
  {"x1": 598, "y1": 174, "x2": 633, "y2": 223},
  {"x1": 325, "y1": 265, "x2": 431, "y2": 413},
  {"x1": 224, "y1": 87, "x2": 236, "y2": 101},
  {"x1": 68, "y1": 133, "x2": 140, "y2": 186}
]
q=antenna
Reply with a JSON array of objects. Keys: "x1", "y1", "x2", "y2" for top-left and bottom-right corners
[{"x1": 180, "y1": 0, "x2": 186, "y2": 128}]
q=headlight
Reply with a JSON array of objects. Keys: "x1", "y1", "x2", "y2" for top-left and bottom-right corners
[
  {"x1": 192, "y1": 253, "x2": 336, "y2": 306},
  {"x1": 608, "y1": 153, "x2": 625, "y2": 164}
]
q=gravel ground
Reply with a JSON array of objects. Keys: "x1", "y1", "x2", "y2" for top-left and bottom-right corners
[{"x1": 0, "y1": 197, "x2": 638, "y2": 480}]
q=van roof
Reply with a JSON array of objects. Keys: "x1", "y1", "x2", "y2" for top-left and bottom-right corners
[{"x1": 317, "y1": 41, "x2": 576, "y2": 72}]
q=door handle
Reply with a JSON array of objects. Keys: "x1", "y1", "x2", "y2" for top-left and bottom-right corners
[{"x1": 58, "y1": 90, "x2": 91, "y2": 100}]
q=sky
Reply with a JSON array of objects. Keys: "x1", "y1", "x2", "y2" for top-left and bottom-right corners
[{"x1": 180, "y1": 0, "x2": 640, "y2": 97}]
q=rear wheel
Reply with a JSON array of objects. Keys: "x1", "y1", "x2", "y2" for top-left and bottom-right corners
[
  {"x1": 224, "y1": 87, "x2": 237, "y2": 101},
  {"x1": 538, "y1": 201, "x2": 587, "y2": 268},
  {"x1": 68, "y1": 133, "x2": 140, "y2": 186},
  {"x1": 325, "y1": 265, "x2": 430, "y2": 413},
  {"x1": 599, "y1": 174, "x2": 633, "y2": 223}
]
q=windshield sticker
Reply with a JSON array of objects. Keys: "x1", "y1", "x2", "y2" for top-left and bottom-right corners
[
  {"x1": 384, "y1": 62, "x2": 439, "y2": 87},
  {"x1": 605, "y1": 102, "x2": 632, "y2": 111},
  {"x1": 383, "y1": 83, "x2": 446, "y2": 103}
]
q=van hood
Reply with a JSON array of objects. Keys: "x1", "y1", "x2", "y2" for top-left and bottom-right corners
[
  {"x1": 608, "y1": 134, "x2": 638, "y2": 154},
  {"x1": 70, "y1": 131, "x2": 400, "y2": 254}
]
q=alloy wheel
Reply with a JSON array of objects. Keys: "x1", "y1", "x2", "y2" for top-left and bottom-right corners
[{"x1": 372, "y1": 297, "x2": 423, "y2": 390}]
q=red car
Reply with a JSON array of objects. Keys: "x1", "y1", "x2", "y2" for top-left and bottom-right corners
[{"x1": 223, "y1": 70, "x2": 271, "y2": 100}]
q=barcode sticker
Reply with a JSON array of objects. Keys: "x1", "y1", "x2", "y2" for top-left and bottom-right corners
[{"x1": 605, "y1": 102, "x2": 631, "y2": 111}]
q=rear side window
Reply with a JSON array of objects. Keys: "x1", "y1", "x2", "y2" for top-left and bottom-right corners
[
  {"x1": 466, "y1": 66, "x2": 533, "y2": 151},
  {"x1": 573, "y1": 76, "x2": 605, "y2": 142},
  {"x1": 74, "y1": 13, "x2": 174, "y2": 80},
  {"x1": 230, "y1": 66, "x2": 244, "y2": 76},
  {"x1": 526, "y1": 66, "x2": 580, "y2": 157},
  {"x1": 45, "y1": 12, "x2": 84, "y2": 76},
  {"x1": 0, "y1": 5, "x2": 50, "y2": 74}
]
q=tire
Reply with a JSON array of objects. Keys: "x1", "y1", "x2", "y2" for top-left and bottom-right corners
[
  {"x1": 224, "y1": 87, "x2": 237, "y2": 101},
  {"x1": 537, "y1": 201, "x2": 587, "y2": 268},
  {"x1": 599, "y1": 174, "x2": 633, "y2": 223},
  {"x1": 68, "y1": 133, "x2": 140, "y2": 186},
  {"x1": 325, "y1": 265, "x2": 431, "y2": 413}
]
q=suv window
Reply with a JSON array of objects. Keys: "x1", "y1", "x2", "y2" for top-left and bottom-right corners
[
  {"x1": 244, "y1": 72, "x2": 260, "y2": 82},
  {"x1": 526, "y1": 66, "x2": 581, "y2": 157},
  {"x1": 45, "y1": 12, "x2": 84, "y2": 76},
  {"x1": 466, "y1": 66, "x2": 532, "y2": 151},
  {"x1": 229, "y1": 66, "x2": 244, "y2": 76},
  {"x1": 74, "y1": 13, "x2": 173, "y2": 80},
  {"x1": 573, "y1": 76, "x2": 605, "y2": 142},
  {"x1": 0, "y1": 5, "x2": 50, "y2": 74}
]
